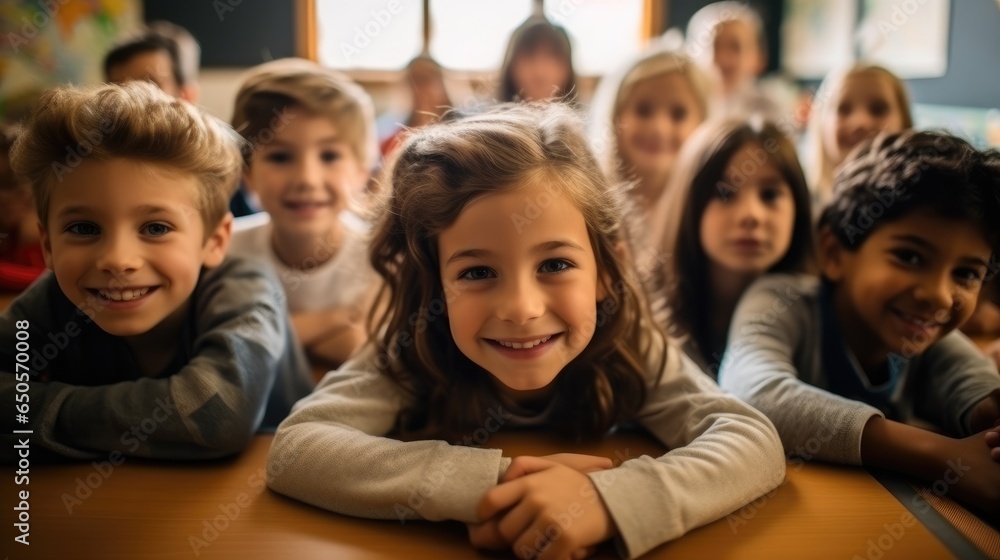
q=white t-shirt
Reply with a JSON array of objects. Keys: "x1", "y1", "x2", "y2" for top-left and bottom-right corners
[{"x1": 228, "y1": 212, "x2": 377, "y2": 314}]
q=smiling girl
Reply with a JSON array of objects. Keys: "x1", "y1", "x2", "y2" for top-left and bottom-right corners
[{"x1": 266, "y1": 103, "x2": 784, "y2": 560}]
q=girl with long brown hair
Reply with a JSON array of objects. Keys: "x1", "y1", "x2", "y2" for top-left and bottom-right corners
[{"x1": 267, "y1": 103, "x2": 784, "y2": 560}]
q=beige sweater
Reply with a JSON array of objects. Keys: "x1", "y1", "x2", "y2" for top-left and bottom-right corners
[{"x1": 266, "y1": 333, "x2": 785, "y2": 558}]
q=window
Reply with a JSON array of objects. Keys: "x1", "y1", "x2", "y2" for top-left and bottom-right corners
[
  {"x1": 316, "y1": 0, "x2": 423, "y2": 70},
  {"x1": 314, "y1": 0, "x2": 653, "y2": 75}
]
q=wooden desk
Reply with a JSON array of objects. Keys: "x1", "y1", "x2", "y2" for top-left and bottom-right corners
[{"x1": 2, "y1": 433, "x2": 951, "y2": 559}]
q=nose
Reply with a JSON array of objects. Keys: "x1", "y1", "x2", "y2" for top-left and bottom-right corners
[
  {"x1": 496, "y1": 275, "x2": 545, "y2": 325},
  {"x1": 736, "y1": 191, "x2": 764, "y2": 228},
  {"x1": 96, "y1": 230, "x2": 142, "y2": 277},
  {"x1": 913, "y1": 270, "x2": 954, "y2": 315},
  {"x1": 295, "y1": 154, "x2": 325, "y2": 189},
  {"x1": 846, "y1": 109, "x2": 875, "y2": 134}
]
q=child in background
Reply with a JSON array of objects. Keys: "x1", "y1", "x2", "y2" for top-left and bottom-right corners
[
  {"x1": 104, "y1": 28, "x2": 194, "y2": 102},
  {"x1": 0, "y1": 82, "x2": 312, "y2": 461},
  {"x1": 720, "y1": 131, "x2": 1000, "y2": 517},
  {"x1": 588, "y1": 50, "x2": 711, "y2": 243},
  {"x1": 0, "y1": 123, "x2": 45, "y2": 291},
  {"x1": 228, "y1": 58, "x2": 380, "y2": 368},
  {"x1": 148, "y1": 20, "x2": 201, "y2": 102},
  {"x1": 684, "y1": 2, "x2": 782, "y2": 120},
  {"x1": 963, "y1": 283, "x2": 1000, "y2": 369},
  {"x1": 498, "y1": 16, "x2": 576, "y2": 103},
  {"x1": 266, "y1": 103, "x2": 785, "y2": 560},
  {"x1": 804, "y1": 64, "x2": 912, "y2": 203},
  {"x1": 380, "y1": 55, "x2": 453, "y2": 158},
  {"x1": 655, "y1": 118, "x2": 815, "y2": 372}
]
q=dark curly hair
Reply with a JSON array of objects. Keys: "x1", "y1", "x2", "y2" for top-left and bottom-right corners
[{"x1": 819, "y1": 131, "x2": 1000, "y2": 268}]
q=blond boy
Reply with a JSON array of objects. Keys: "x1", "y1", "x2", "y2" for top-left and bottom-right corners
[
  {"x1": 228, "y1": 58, "x2": 379, "y2": 367},
  {"x1": 1, "y1": 82, "x2": 311, "y2": 461}
]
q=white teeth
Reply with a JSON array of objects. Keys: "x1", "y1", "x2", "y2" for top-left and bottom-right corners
[
  {"x1": 98, "y1": 287, "x2": 150, "y2": 301},
  {"x1": 496, "y1": 335, "x2": 552, "y2": 349}
]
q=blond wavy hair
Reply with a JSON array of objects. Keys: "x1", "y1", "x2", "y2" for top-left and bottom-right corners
[
  {"x1": 804, "y1": 64, "x2": 913, "y2": 204},
  {"x1": 10, "y1": 81, "x2": 242, "y2": 232},
  {"x1": 369, "y1": 102, "x2": 664, "y2": 442},
  {"x1": 231, "y1": 58, "x2": 377, "y2": 170},
  {"x1": 589, "y1": 49, "x2": 712, "y2": 186}
]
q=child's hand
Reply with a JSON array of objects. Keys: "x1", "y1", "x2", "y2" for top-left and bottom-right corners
[
  {"x1": 940, "y1": 430, "x2": 1000, "y2": 518},
  {"x1": 472, "y1": 457, "x2": 617, "y2": 560},
  {"x1": 986, "y1": 420, "x2": 1000, "y2": 462}
]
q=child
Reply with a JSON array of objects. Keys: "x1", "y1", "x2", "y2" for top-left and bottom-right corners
[
  {"x1": 0, "y1": 82, "x2": 312, "y2": 461},
  {"x1": 684, "y1": 2, "x2": 779, "y2": 119},
  {"x1": 963, "y1": 284, "x2": 1000, "y2": 369},
  {"x1": 588, "y1": 50, "x2": 711, "y2": 242},
  {"x1": 804, "y1": 64, "x2": 912, "y2": 203},
  {"x1": 148, "y1": 20, "x2": 201, "y2": 102},
  {"x1": 498, "y1": 16, "x2": 576, "y2": 103},
  {"x1": 104, "y1": 28, "x2": 194, "y2": 102},
  {"x1": 380, "y1": 55, "x2": 453, "y2": 158},
  {"x1": 227, "y1": 58, "x2": 380, "y2": 367},
  {"x1": 0, "y1": 123, "x2": 45, "y2": 291},
  {"x1": 266, "y1": 103, "x2": 785, "y2": 560},
  {"x1": 719, "y1": 130, "x2": 1000, "y2": 517},
  {"x1": 655, "y1": 118, "x2": 815, "y2": 373}
]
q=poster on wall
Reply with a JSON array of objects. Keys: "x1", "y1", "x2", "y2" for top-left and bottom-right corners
[
  {"x1": 857, "y1": 0, "x2": 949, "y2": 78},
  {"x1": 0, "y1": 0, "x2": 142, "y2": 121},
  {"x1": 781, "y1": 0, "x2": 856, "y2": 79}
]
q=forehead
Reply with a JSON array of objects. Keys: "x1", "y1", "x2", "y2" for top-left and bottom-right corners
[
  {"x1": 438, "y1": 185, "x2": 592, "y2": 256},
  {"x1": 714, "y1": 20, "x2": 758, "y2": 44},
  {"x1": 839, "y1": 72, "x2": 896, "y2": 101},
  {"x1": 50, "y1": 158, "x2": 203, "y2": 216},
  {"x1": 866, "y1": 207, "x2": 991, "y2": 258},
  {"x1": 108, "y1": 49, "x2": 175, "y2": 82},
  {"x1": 625, "y1": 72, "x2": 699, "y2": 105},
  {"x1": 259, "y1": 109, "x2": 347, "y2": 145}
]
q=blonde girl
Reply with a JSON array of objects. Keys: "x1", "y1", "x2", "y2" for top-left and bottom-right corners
[
  {"x1": 267, "y1": 103, "x2": 784, "y2": 560},
  {"x1": 589, "y1": 50, "x2": 711, "y2": 242},
  {"x1": 805, "y1": 64, "x2": 913, "y2": 203}
]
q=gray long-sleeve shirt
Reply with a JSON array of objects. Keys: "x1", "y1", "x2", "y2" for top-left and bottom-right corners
[
  {"x1": 0, "y1": 256, "x2": 312, "y2": 461},
  {"x1": 266, "y1": 332, "x2": 786, "y2": 559},
  {"x1": 719, "y1": 273, "x2": 1000, "y2": 465}
]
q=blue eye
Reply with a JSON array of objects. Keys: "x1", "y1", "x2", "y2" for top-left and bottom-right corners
[
  {"x1": 65, "y1": 222, "x2": 99, "y2": 236},
  {"x1": 458, "y1": 267, "x2": 495, "y2": 281},
  {"x1": 539, "y1": 259, "x2": 572, "y2": 274},
  {"x1": 141, "y1": 223, "x2": 172, "y2": 237}
]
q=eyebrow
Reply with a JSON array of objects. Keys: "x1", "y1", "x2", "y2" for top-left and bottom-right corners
[
  {"x1": 55, "y1": 205, "x2": 181, "y2": 219},
  {"x1": 445, "y1": 240, "x2": 587, "y2": 265},
  {"x1": 259, "y1": 136, "x2": 342, "y2": 148},
  {"x1": 890, "y1": 234, "x2": 989, "y2": 269}
]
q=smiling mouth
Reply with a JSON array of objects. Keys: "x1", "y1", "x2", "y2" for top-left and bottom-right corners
[
  {"x1": 90, "y1": 287, "x2": 157, "y2": 302},
  {"x1": 283, "y1": 201, "x2": 331, "y2": 209},
  {"x1": 488, "y1": 334, "x2": 557, "y2": 349},
  {"x1": 892, "y1": 308, "x2": 943, "y2": 331}
]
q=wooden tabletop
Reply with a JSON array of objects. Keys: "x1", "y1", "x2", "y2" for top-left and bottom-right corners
[{"x1": 2, "y1": 432, "x2": 952, "y2": 560}]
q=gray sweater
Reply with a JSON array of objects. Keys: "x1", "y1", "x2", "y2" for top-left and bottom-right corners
[
  {"x1": 0, "y1": 256, "x2": 312, "y2": 461},
  {"x1": 719, "y1": 273, "x2": 1000, "y2": 465},
  {"x1": 266, "y1": 332, "x2": 786, "y2": 559}
]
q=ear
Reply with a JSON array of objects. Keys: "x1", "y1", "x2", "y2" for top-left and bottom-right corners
[
  {"x1": 201, "y1": 212, "x2": 233, "y2": 269},
  {"x1": 38, "y1": 221, "x2": 53, "y2": 270},
  {"x1": 818, "y1": 226, "x2": 846, "y2": 282}
]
